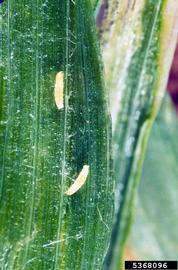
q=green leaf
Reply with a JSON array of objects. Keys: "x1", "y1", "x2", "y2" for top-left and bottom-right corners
[
  {"x1": 0, "y1": 1, "x2": 113, "y2": 269},
  {"x1": 128, "y1": 95, "x2": 178, "y2": 259},
  {"x1": 91, "y1": 0, "x2": 100, "y2": 10},
  {"x1": 91, "y1": 0, "x2": 98, "y2": 8},
  {"x1": 91, "y1": 0, "x2": 102, "y2": 18},
  {"x1": 102, "y1": 0, "x2": 178, "y2": 269}
]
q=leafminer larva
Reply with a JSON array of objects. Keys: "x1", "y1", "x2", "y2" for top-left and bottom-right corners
[
  {"x1": 65, "y1": 165, "x2": 90, "y2": 196},
  {"x1": 54, "y1": 71, "x2": 64, "y2": 110}
]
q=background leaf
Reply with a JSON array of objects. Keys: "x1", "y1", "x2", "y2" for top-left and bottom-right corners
[
  {"x1": 101, "y1": 1, "x2": 178, "y2": 269},
  {"x1": 128, "y1": 95, "x2": 178, "y2": 259},
  {"x1": 0, "y1": 1, "x2": 113, "y2": 269}
]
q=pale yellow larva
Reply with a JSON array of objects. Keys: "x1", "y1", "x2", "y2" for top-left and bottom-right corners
[
  {"x1": 65, "y1": 165, "x2": 90, "y2": 196},
  {"x1": 54, "y1": 71, "x2": 64, "y2": 110}
]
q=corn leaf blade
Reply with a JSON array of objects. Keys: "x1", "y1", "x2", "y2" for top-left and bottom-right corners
[{"x1": 0, "y1": 1, "x2": 113, "y2": 269}]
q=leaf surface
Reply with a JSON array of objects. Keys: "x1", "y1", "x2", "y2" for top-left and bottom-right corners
[
  {"x1": 0, "y1": 1, "x2": 113, "y2": 269},
  {"x1": 101, "y1": 1, "x2": 178, "y2": 269},
  {"x1": 128, "y1": 96, "x2": 178, "y2": 259}
]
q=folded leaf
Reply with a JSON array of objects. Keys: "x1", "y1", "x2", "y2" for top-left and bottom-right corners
[
  {"x1": 0, "y1": 1, "x2": 113, "y2": 269},
  {"x1": 101, "y1": 1, "x2": 178, "y2": 269}
]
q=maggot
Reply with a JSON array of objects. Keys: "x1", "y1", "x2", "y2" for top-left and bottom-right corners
[
  {"x1": 65, "y1": 165, "x2": 90, "y2": 196},
  {"x1": 54, "y1": 71, "x2": 64, "y2": 110}
]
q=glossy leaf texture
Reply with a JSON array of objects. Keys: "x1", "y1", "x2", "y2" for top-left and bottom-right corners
[
  {"x1": 0, "y1": 1, "x2": 113, "y2": 269},
  {"x1": 128, "y1": 96, "x2": 178, "y2": 259},
  {"x1": 101, "y1": 0, "x2": 178, "y2": 269}
]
